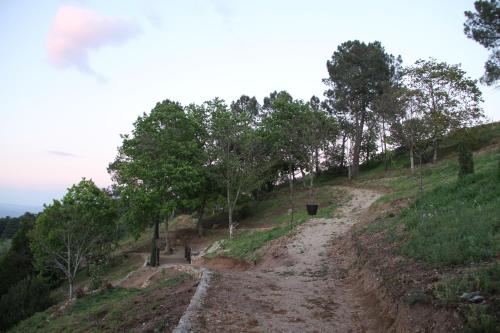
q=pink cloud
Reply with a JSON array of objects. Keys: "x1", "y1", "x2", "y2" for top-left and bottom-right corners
[{"x1": 47, "y1": 5, "x2": 140, "y2": 78}]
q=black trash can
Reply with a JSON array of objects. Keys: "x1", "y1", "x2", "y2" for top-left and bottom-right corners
[{"x1": 306, "y1": 204, "x2": 318, "y2": 215}]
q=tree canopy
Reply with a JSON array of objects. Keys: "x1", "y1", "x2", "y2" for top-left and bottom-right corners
[
  {"x1": 323, "y1": 40, "x2": 396, "y2": 177},
  {"x1": 31, "y1": 179, "x2": 117, "y2": 299},
  {"x1": 464, "y1": 0, "x2": 500, "y2": 85}
]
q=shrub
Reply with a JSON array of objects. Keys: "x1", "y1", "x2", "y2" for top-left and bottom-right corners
[
  {"x1": 75, "y1": 287, "x2": 85, "y2": 299},
  {"x1": 0, "y1": 276, "x2": 52, "y2": 331},
  {"x1": 497, "y1": 147, "x2": 500, "y2": 181},
  {"x1": 458, "y1": 141, "x2": 474, "y2": 178}
]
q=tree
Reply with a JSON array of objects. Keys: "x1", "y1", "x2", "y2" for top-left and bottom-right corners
[
  {"x1": 0, "y1": 276, "x2": 52, "y2": 331},
  {"x1": 464, "y1": 0, "x2": 500, "y2": 85},
  {"x1": 302, "y1": 99, "x2": 337, "y2": 202},
  {"x1": 261, "y1": 91, "x2": 309, "y2": 225},
  {"x1": 109, "y1": 100, "x2": 204, "y2": 265},
  {"x1": 30, "y1": 179, "x2": 117, "y2": 299},
  {"x1": 405, "y1": 59, "x2": 484, "y2": 163},
  {"x1": 0, "y1": 216, "x2": 21, "y2": 239},
  {"x1": 324, "y1": 40, "x2": 395, "y2": 177},
  {"x1": 389, "y1": 86, "x2": 432, "y2": 174},
  {"x1": 184, "y1": 102, "x2": 222, "y2": 237},
  {"x1": 0, "y1": 213, "x2": 37, "y2": 296},
  {"x1": 230, "y1": 95, "x2": 261, "y2": 126},
  {"x1": 210, "y1": 98, "x2": 264, "y2": 238}
]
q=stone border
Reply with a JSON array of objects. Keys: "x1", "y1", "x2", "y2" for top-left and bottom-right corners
[{"x1": 173, "y1": 268, "x2": 213, "y2": 333}]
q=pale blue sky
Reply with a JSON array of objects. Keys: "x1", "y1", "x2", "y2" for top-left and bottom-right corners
[{"x1": 0, "y1": 0, "x2": 498, "y2": 207}]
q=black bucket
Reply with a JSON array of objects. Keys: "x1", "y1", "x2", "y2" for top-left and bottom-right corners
[{"x1": 306, "y1": 204, "x2": 318, "y2": 216}]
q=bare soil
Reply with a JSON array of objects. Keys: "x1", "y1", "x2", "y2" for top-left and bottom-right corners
[{"x1": 190, "y1": 187, "x2": 395, "y2": 332}]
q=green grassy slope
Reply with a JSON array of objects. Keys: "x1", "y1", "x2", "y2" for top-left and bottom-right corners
[
  {"x1": 11, "y1": 273, "x2": 193, "y2": 333},
  {"x1": 12, "y1": 122, "x2": 500, "y2": 332},
  {"x1": 355, "y1": 123, "x2": 500, "y2": 332}
]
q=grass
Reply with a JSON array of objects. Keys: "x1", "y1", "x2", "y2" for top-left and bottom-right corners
[
  {"x1": 358, "y1": 147, "x2": 500, "y2": 267},
  {"x1": 434, "y1": 263, "x2": 500, "y2": 304},
  {"x1": 434, "y1": 263, "x2": 500, "y2": 332},
  {"x1": 11, "y1": 272, "x2": 192, "y2": 333},
  {"x1": 354, "y1": 126, "x2": 500, "y2": 331},
  {"x1": 210, "y1": 186, "x2": 345, "y2": 261},
  {"x1": 51, "y1": 252, "x2": 144, "y2": 303}
]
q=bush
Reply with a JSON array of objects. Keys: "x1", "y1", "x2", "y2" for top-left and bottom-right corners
[
  {"x1": 458, "y1": 141, "x2": 474, "y2": 178},
  {"x1": 497, "y1": 147, "x2": 500, "y2": 181},
  {"x1": 0, "y1": 276, "x2": 52, "y2": 331},
  {"x1": 0, "y1": 218, "x2": 35, "y2": 296},
  {"x1": 75, "y1": 287, "x2": 85, "y2": 299},
  {"x1": 88, "y1": 258, "x2": 107, "y2": 291}
]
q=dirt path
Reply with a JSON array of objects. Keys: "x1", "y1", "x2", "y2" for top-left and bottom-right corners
[{"x1": 191, "y1": 186, "x2": 386, "y2": 333}]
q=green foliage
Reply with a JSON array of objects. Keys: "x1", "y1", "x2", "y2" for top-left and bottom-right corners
[
  {"x1": 209, "y1": 98, "x2": 267, "y2": 237},
  {"x1": 464, "y1": 0, "x2": 500, "y2": 85},
  {"x1": 88, "y1": 259, "x2": 107, "y2": 291},
  {"x1": 0, "y1": 238, "x2": 11, "y2": 257},
  {"x1": 458, "y1": 141, "x2": 475, "y2": 177},
  {"x1": 30, "y1": 179, "x2": 117, "y2": 299},
  {"x1": 0, "y1": 216, "x2": 20, "y2": 239},
  {"x1": 109, "y1": 99, "x2": 205, "y2": 238},
  {"x1": 0, "y1": 215, "x2": 36, "y2": 297},
  {"x1": 0, "y1": 276, "x2": 52, "y2": 331},
  {"x1": 323, "y1": 40, "x2": 396, "y2": 176},
  {"x1": 404, "y1": 58, "x2": 484, "y2": 163}
]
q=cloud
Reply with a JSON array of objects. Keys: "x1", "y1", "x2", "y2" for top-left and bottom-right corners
[
  {"x1": 46, "y1": 5, "x2": 140, "y2": 79},
  {"x1": 47, "y1": 150, "x2": 79, "y2": 158}
]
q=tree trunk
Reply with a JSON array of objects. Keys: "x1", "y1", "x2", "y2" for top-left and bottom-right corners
[
  {"x1": 410, "y1": 145, "x2": 415, "y2": 174},
  {"x1": 68, "y1": 279, "x2": 73, "y2": 300},
  {"x1": 315, "y1": 147, "x2": 320, "y2": 173},
  {"x1": 433, "y1": 139, "x2": 438, "y2": 163},
  {"x1": 419, "y1": 155, "x2": 423, "y2": 193},
  {"x1": 150, "y1": 220, "x2": 160, "y2": 266},
  {"x1": 352, "y1": 110, "x2": 366, "y2": 178},
  {"x1": 382, "y1": 121, "x2": 388, "y2": 171},
  {"x1": 288, "y1": 163, "x2": 295, "y2": 227},
  {"x1": 340, "y1": 134, "x2": 346, "y2": 169},
  {"x1": 227, "y1": 184, "x2": 234, "y2": 239},
  {"x1": 164, "y1": 216, "x2": 170, "y2": 255},
  {"x1": 309, "y1": 166, "x2": 314, "y2": 203},
  {"x1": 197, "y1": 199, "x2": 207, "y2": 237},
  {"x1": 300, "y1": 168, "x2": 307, "y2": 187}
]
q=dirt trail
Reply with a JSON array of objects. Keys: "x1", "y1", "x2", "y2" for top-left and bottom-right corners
[{"x1": 191, "y1": 186, "x2": 386, "y2": 333}]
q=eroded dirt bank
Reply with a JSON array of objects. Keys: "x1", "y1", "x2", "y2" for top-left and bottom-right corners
[{"x1": 190, "y1": 187, "x2": 396, "y2": 332}]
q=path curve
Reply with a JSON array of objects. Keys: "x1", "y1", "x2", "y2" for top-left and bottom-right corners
[{"x1": 190, "y1": 186, "x2": 383, "y2": 332}]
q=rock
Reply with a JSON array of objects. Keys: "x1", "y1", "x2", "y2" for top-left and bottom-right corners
[
  {"x1": 460, "y1": 291, "x2": 481, "y2": 302},
  {"x1": 470, "y1": 295, "x2": 485, "y2": 303}
]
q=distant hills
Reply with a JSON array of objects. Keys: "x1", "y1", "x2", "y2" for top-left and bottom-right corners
[{"x1": 0, "y1": 203, "x2": 42, "y2": 218}]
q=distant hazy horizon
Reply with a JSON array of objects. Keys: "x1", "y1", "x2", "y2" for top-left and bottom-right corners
[
  {"x1": 0, "y1": 202, "x2": 43, "y2": 218},
  {"x1": 1, "y1": 0, "x2": 499, "y2": 208}
]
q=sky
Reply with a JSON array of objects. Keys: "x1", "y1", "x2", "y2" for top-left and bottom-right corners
[{"x1": 0, "y1": 0, "x2": 498, "y2": 208}]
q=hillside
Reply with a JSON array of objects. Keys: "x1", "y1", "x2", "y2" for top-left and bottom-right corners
[{"x1": 9, "y1": 122, "x2": 500, "y2": 332}]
